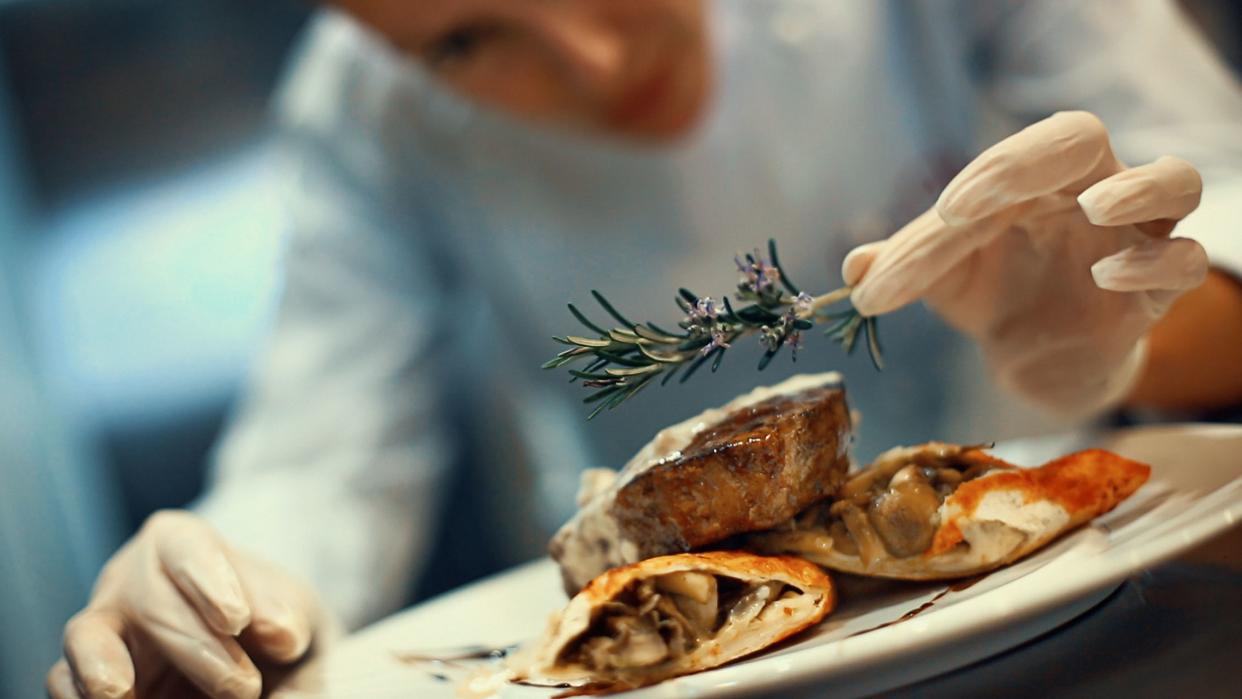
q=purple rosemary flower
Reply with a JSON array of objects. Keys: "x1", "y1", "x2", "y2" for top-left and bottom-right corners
[
  {"x1": 789, "y1": 330, "x2": 804, "y2": 361},
  {"x1": 793, "y1": 291, "x2": 815, "y2": 316},
  {"x1": 700, "y1": 326, "x2": 732, "y2": 356},
  {"x1": 683, "y1": 296, "x2": 721, "y2": 336},
  {"x1": 690, "y1": 297, "x2": 718, "y2": 321},
  {"x1": 759, "y1": 324, "x2": 783, "y2": 351},
  {"x1": 757, "y1": 257, "x2": 780, "y2": 291},
  {"x1": 782, "y1": 307, "x2": 798, "y2": 330},
  {"x1": 736, "y1": 249, "x2": 781, "y2": 295}
]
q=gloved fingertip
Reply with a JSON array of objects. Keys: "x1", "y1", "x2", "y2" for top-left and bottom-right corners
[
  {"x1": 1079, "y1": 159, "x2": 1203, "y2": 228},
  {"x1": 249, "y1": 616, "x2": 312, "y2": 664},
  {"x1": 46, "y1": 660, "x2": 82, "y2": 699},
  {"x1": 195, "y1": 593, "x2": 250, "y2": 638},
  {"x1": 933, "y1": 188, "x2": 970, "y2": 227},
  {"x1": 1089, "y1": 255, "x2": 1126, "y2": 291},
  {"x1": 1076, "y1": 185, "x2": 1112, "y2": 226},
  {"x1": 1078, "y1": 180, "x2": 1150, "y2": 228},
  {"x1": 217, "y1": 670, "x2": 263, "y2": 699},
  {"x1": 213, "y1": 556, "x2": 253, "y2": 623},
  {"x1": 219, "y1": 603, "x2": 254, "y2": 638},
  {"x1": 1090, "y1": 239, "x2": 1209, "y2": 293},
  {"x1": 179, "y1": 557, "x2": 252, "y2": 636},
  {"x1": 82, "y1": 665, "x2": 134, "y2": 699},
  {"x1": 94, "y1": 681, "x2": 133, "y2": 699},
  {"x1": 283, "y1": 624, "x2": 314, "y2": 663},
  {"x1": 841, "y1": 242, "x2": 882, "y2": 286}
]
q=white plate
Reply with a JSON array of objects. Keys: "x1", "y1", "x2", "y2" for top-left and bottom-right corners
[{"x1": 273, "y1": 424, "x2": 1242, "y2": 698}]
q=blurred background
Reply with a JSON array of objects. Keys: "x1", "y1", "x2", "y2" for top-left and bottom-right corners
[
  {"x1": 0, "y1": 2, "x2": 1238, "y2": 698},
  {"x1": 0, "y1": 2, "x2": 309, "y2": 696}
]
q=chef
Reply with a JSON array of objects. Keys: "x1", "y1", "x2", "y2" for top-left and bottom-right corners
[{"x1": 48, "y1": 2, "x2": 1242, "y2": 698}]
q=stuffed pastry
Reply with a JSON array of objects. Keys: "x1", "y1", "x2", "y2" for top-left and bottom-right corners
[
  {"x1": 512, "y1": 551, "x2": 835, "y2": 692},
  {"x1": 550, "y1": 373, "x2": 852, "y2": 593},
  {"x1": 748, "y1": 443, "x2": 1151, "y2": 579}
]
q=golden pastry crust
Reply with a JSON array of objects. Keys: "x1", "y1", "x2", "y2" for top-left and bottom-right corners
[
  {"x1": 749, "y1": 445, "x2": 1151, "y2": 581},
  {"x1": 515, "y1": 551, "x2": 835, "y2": 690},
  {"x1": 929, "y1": 449, "x2": 1151, "y2": 556}
]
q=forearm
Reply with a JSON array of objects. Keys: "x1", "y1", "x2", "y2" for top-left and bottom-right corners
[{"x1": 1127, "y1": 269, "x2": 1242, "y2": 411}]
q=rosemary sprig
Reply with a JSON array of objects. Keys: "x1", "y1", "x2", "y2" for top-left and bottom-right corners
[{"x1": 545, "y1": 239, "x2": 882, "y2": 418}]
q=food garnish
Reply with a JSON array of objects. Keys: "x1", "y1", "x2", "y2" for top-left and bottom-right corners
[{"x1": 544, "y1": 240, "x2": 880, "y2": 418}]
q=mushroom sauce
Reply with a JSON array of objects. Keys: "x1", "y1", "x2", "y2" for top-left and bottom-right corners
[{"x1": 758, "y1": 444, "x2": 1009, "y2": 564}]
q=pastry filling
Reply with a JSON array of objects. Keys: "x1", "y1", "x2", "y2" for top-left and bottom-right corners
[
  {"x1": 561, "y1": 572, "x2": 803, "y2": 674},
  {"x1": 756, "y1": 445, "x2": 1008, "y2": 564}
]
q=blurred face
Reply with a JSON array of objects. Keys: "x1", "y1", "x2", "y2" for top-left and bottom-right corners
[{"x1": 331, "y1": 0, "x2": 711, "y2": 142}]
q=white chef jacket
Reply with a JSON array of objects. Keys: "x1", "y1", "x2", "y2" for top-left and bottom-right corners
[{"x1": 197, "y1": 0, "x2": 1242, "y2": 629}]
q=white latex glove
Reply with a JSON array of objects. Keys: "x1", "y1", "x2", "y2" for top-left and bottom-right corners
[
  {"x1": 843, "y1": 111, "x2": 1209, "y2": 416},
  {"x1": 46, "y1": 510, "x2": 322, "y2": 699}
]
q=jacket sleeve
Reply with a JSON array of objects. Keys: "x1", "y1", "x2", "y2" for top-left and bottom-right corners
[
  {"x1": 196, "y1": 12, "x2": 454, "y2": 630},
  {"x1": 980, "y1": 0, "x2": 1242, "y2": 274}
]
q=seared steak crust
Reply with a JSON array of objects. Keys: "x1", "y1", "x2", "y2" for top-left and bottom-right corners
[
  {"x1": 550, "y1": 375, "x2": 852, "y2": 593},
  {"x1": 611, "y1": 386, "x2": 851, "y2": 558}
]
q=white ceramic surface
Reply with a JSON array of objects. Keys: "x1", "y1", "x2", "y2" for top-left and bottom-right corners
[{"x1": 272, "y1": 424, "x2": 1242, "y2": 698}]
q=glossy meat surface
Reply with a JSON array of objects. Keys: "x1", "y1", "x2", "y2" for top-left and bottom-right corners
[{"x1": 609, "y1": 385, "x2": 851, "y2": 559}]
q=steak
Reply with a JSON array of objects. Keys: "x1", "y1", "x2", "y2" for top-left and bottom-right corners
[{"x1": 550, "y1": 373, "x2": 852, "y2": 593}]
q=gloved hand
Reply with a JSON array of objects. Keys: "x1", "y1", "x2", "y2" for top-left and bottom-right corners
[
  {"x1": 46, "y1": 510, "x2": 321, "y2": 699},
  {"x1": 843, "y1": 111, "x2": 1208, "y2": 416}
]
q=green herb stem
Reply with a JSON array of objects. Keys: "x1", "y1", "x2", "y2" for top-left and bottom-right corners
[{"x1": 547, "y1": 240, "x2": 882, "y2": 418}]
